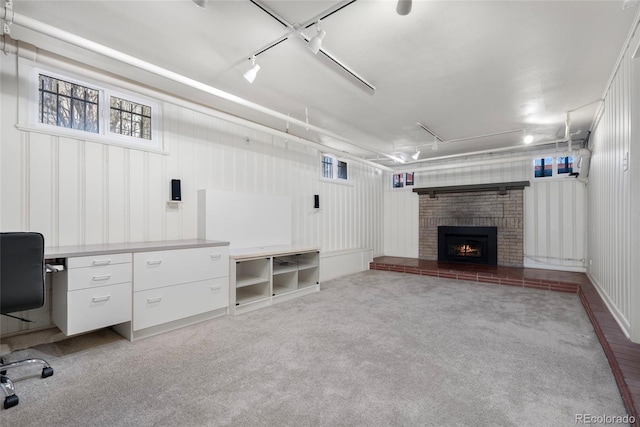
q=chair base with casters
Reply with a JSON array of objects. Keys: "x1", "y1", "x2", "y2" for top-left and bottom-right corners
[
  {"x1": 0, "y1": 358, "x2": 54, "y2": 409},
  {"x1": 1, "y1": 232, "x2": 56, "y2": 409}
]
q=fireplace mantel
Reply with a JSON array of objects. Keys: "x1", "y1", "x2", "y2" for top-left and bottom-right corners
[{"x1": 412, "y1": 181, "x2": 530, "y2": 198}]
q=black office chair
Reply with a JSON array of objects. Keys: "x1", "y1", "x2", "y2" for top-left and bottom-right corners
[{"x1": 0, "y1": 232, "x2": 54, "y2": 409}]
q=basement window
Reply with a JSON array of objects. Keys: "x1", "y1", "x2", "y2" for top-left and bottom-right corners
[
  {"x1": 109, "y1": 96, "x2": 152, "y2": 140},
  {"x1": 39, "y1": 74, "x2": 99, "y2": 133},
  {"x1": 534, "y1": 157, "x2": 553, "y2": 178},
  {"x1": 392, "y1": 172, "x2": 414, "y2": 189},
  {"x1": 34, "y1": 70, "x2": 162, "y2": 151},
  {"x1": 321, "y1": 154, "x2": 349, "y2": 182},
  {"x1": 532, "y1": 156, "x2": 574, "y2": 178},
  {"x1": 557, "y1": 156, "x2": 574, "y2": 174}
]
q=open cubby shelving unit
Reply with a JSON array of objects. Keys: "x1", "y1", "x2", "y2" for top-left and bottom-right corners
[{"x1": 229, "y1": 246, "x2": 320, "y2": 315}]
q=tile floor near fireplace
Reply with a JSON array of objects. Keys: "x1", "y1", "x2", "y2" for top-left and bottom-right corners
[{"x1": 370, "y1": 256, "x2": 640, "y2": 426}]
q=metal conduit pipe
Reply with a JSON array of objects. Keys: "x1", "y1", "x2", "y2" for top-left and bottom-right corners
[{"x1": 0, "y1": 7, "x2": 401, "y2": 165}]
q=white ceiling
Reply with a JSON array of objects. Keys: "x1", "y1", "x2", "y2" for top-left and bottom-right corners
[{"x1": 6, "y1": 0, "x2": 638, "y2": 166}]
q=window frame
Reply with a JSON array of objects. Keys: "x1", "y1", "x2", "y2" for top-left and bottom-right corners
[
  {"x1": 320, "y1": 153, "x2": 350, "y2": 184},
  {"x1": 29, "y1": 66, "x2": 163, "y2": 151},
  {"x1": 531, "y1": 155, "x2": 574, "y2": 179}
]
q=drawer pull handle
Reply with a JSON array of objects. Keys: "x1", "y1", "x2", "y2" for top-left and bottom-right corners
[
  {"x1": 147, "y1": 260, "x2": 162, "y2": 265},
  {"x1": 91, "y1": 295, "x2": 111, "y2": 303},
  {"x1": 92, "y1": 259, "x2": 111, "y2": 266},
  {"x1": 210, "y1": 254, "x2": 222, "y2": 260},
  {"x1": 210, "y1": 285, "x2": 222, "y2": 292},
  {"x1": 92, "y1": 274, "x2": 111, "y2": 281},
  {"x1": 147, "y1": 297, "x2": 162, "y2": 304}
]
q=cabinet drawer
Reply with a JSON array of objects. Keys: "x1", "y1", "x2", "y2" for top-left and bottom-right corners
[
  {"x1": 133, "y1": 247, "x2": 229, "y2": 291},
  {"x1": 133, "y1": 277, "x2": 228, "y2": 331},
  {"x1": 67, "y1": 263, "x2": 132, "y2": 291},
  {"x1": 67, "y1": 253, "x2": 132, "y2": 269},
  {"x1": 64, "y1": 282, "x2": 132, "y2": 336}
]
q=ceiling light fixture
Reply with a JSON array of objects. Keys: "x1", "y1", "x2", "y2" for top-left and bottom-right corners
[
  {"x1": 307, "y1": 21, "x2": 326, "y2": 54},
  {"x1": 192, "y1": 0, "x2": 206, "y2": 8},
  {"x1": 432, "y1": 137, "x2": 439, "y2": 151},
  {"x1": 243, "y1": 56, "x2": 260, "y2": 83},
  {"x1": 396, "y1": 0, "x2": 412, "y2": 15},
  {"x1": 412, "y1": 148, "x2": 420, "y2": 160},
  {"x1": 523, "y1": 134, "x2": 534, "y2": 144}
]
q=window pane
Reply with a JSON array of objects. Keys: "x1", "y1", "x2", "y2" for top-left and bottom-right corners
[
  {"x1": 109, "y1": 96, "x2": 152, "y2": 140},
  {"x1": 393, "y1": 173, "x2": 404, "y2": 188},
  {"x1": 57, "y1": 96, "x2": 71, "y2": 128},
  {"x1": 322, "y1": 155, "x2": 333, "y2": 179},
  {"x1": 38, "y1": 74, "x2": 99, "y2": 134},
  {"x1": 71, "y1": 98, "x2": 85, "y2": 130},
  {"x1": 142, "y1": 117, "x2": 152, "y2": 139},
  {"x1": 87, "y1": 88, "x2": 99, "y2": 104},
  {"x1": 41, "y1": 92, "x2": 57, "y2": 125},
  {"x1": 337, "y1": 161, "x2": 348, "y2": 180},
  {"x1": 86, "y1": 104, "x2": 99, "y2": 133},
  {"x1": 557, "y1": 156, "x2": 573, "y2": 174},
  {"x1": 58, "y1": 81, "x2": 72, "y2": 96},
  {"x1": 534, "y1": 158, "x2": 553, "y2": 178}
]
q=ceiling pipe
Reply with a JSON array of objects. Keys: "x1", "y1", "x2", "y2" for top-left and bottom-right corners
[
  {"x1": 0, "y1": 35, "x2": 17, "y2": 55},
  {"x1": 398, "y1": 149, "x2": 577, "y2": 174},
  {"x1": 385, "y1": 137, "x2": 574, "y2": 166},
  {"x1": 0, "y1": 7, "x2": 399, "y2": 165}
]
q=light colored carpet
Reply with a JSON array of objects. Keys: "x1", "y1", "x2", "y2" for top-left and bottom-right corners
[{"x1": 0, "y1": 270, "x2": 629, "y2": 426}]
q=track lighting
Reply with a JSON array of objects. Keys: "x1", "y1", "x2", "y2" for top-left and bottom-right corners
[
  {"x1": 523, "y1": 134, "x2": 534, "y2": 144},
  {"x1": 397, "y1": 0, "x2": 412, "y2": 15},
  {"x1": 308, "y1": 21, "x2": 326, "y2": 54},
  {"x1": 243, "y1": 56, "x2": 260, "y2": 83},
  {"x1": 412, "y1": 148, "x2": 420, "y2": 160},
  {"x1": 432, "y1": 137, "x2": 439, "y2": 151},
  {"x1": 192, "y1": 0, "x2": 206, "y2": 8}
]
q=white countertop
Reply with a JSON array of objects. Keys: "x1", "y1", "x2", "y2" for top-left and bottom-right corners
[{"x1": 45, "y1": 239, "x2": 229, "y2": 258}]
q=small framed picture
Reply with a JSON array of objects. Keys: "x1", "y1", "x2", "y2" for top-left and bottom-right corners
[
  {"x1": 392, "y1": 173, "x2": 404, "y2": 188},
  {"x1": 405, "y1": 172, "x2": 414, "y2": 186}
]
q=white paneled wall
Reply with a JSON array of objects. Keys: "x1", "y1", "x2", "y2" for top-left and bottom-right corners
[
  {"x1": 0, "y1": 51, "x2": 385, "y2": 335},
  {"x1": 523, "y1": 180, "x2": 587, "y2": 271},
  {"x1": 383, "y1": 187, "x2": 419, "y2": 257},
  {"x1": 587, "y1": 23, "x2": 637, "y2": 339}
]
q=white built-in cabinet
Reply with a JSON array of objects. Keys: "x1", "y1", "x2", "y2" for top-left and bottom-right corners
[
  {"x1": 230, "y1": 247, "x2": 320, "y2": 315},
  {"x1": 130, "y1": 246, "x2": 229, "y2": 336},
  {"x1": 49, "y1": 240, "x2": 229, "y2": 341},
  {"x1": 52, "y1": 253, "x2": 133, "y2": 336}
]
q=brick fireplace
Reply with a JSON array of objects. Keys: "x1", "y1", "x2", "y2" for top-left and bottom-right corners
[{"x1": 414, "y1": 182, "x2": 529, "y2": 267}]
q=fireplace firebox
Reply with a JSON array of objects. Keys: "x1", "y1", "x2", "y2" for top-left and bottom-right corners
[{"x1": 438, "y1": 226, "x2": 498, "y2": 265}]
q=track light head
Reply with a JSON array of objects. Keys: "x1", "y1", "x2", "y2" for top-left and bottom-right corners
[
  {"x1": 523, "y1": 134, "x2": 534, "y2": 144},
  {"x1": 192, "y1": 0, "x2": 206, "y2": 8},
  {"x1": 397, "y1": 0, "x2": 412, "y2": 15},
  {"x1": 243, "y1": 56, "x2": 260, "y2": 83},
  {"x1": 432, "y1": 140, "x2": 439, "y2": 151},
  {"x1": 412, "y1": 148, "x2": 420, "y2": 160},
  {"x1": 308, "y1": 21, "x2": 326, "y2": 54}
]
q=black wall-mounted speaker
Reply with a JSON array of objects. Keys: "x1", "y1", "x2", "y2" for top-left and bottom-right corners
[
  {"x1": 171, "y1": 179, "x2": 182, "y2": 201},
  {"x1": 314, "y1": 194, "x2": 320, "y2": 209}
]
